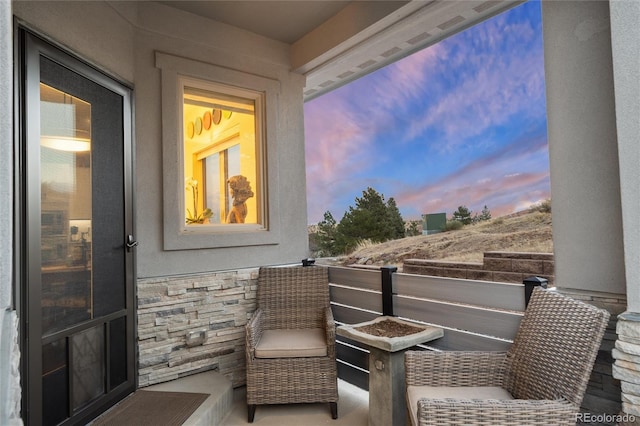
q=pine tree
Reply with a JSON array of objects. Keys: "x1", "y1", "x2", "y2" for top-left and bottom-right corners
[
  {"x1": 406, "y1": 220, "x2": 421, "y2": 236},
  {"x1": 479, "y1": 205, "x2": 492, "y2": 221},
  {"x1": 315, "y1": 211, "x2": 341, "y2": 256},
  {"x1": 336, "y1": 187, "x2": 405, "y2": 252},
  {"x1": 386, "y1": 197, "x2": 406, "y2": 239},
  {"x1": 452, "y1": 205, "x2": 473, "y2": 225}
]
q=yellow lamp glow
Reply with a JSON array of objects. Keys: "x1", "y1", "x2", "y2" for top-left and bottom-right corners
[{"x1": 41, "y1": 136, "x2": 91, "y2": 152}]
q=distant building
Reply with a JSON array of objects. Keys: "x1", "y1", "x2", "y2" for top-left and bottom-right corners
[{"x1": 422, "y1": 213, "x2": 446, "y2": 235}]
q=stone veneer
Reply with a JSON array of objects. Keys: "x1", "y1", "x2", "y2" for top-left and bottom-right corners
[
  {"x1": 614, "y1": 313, "x2": 640, "y2": 420},
  {"x1": 403, "y1": 251, "x2": 555, "y2": 284},
  {"x1": 0, "y1": 310, "x2": 22, "y2": 425},
  {"x1": 137, "y1": 268, "x2": 259, "y2": 388},
  {"x1": 560, "y1": 289, "x2": 626, "y2": 418}
]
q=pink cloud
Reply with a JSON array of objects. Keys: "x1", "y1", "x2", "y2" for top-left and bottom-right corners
[
  {"x1": 392, "y1": 135, "x2": 550, "y2": 219},
  {"x1": 304, "y1": 2, "x2": 548, "y2": 224},
  {"x1": 304, "y1": 46, "x2": 443, "y2": 219},
  {"x1": 397, "y1": 170, "x2": 550, "y2": 220},
  {"x1": 371, "y1": 45, "x2": 445, "y2": 111},
  {"x1": 304, "y1": 92, "x2": 385, "y2": 219}
]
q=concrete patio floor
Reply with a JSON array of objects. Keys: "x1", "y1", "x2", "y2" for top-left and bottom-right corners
[
  {"x1": 223, "y1": 380, "x2": 369, "y2": 426},
  {"x1": 93, "y1": 371, "x2": 369, "y2": 425}
]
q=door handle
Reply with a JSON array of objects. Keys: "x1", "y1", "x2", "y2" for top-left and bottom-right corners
[{"x1": 126, "y1": 235, "x2": 138, "y2": 252}]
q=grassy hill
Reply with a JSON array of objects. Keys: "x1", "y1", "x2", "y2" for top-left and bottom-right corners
[{"x1": 317, "y1": 209, "x2": 553, "y2": 269}]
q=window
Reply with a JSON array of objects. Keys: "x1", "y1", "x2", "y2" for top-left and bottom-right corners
[
  {"x1": 182, "y1": 81, "x2": 263, "y2": 227},
  {"x1": 157, "y1": 52, "x2": 281, "y2": 250}
]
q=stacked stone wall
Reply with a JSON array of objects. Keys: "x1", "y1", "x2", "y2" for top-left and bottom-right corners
[
  {"x1": 614, "y1": 313, "x2": 640, "y2": 421},
  {"x1": 0, "y1": 310, "x2": 22, "y2": 425},
  {"x1": 562, "y1": 290, "x2": 626, "y2": 419},
  {"x1": 137, "y1": 268, "x2": 258, "y2": 388}
]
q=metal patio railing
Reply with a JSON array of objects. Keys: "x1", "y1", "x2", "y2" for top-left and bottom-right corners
[{"x1": 327, "y1": 264, "x2": 544, "y2": 388}]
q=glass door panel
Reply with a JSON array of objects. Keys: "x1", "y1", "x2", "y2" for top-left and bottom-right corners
[
  {"x1": 42, "y1": 339, "x2": 68, "y2": 426},
  {"x1": 40, "y1": 83, "x2": 93, "y2": 336}
]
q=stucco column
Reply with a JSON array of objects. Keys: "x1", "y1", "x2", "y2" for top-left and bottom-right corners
[
  {"x1": 1, "y1": 0, "x2": 13, "y2": 310},
  {"x1": 542, "y1": 0, "x2": 626, "y2": 417},
  {"x1": 608, "y1": 0, "x2": 640, "y2": 421},
  {"x1": 542, "y1": 0, "x2": 625, "y2": 297},
  {"x1": 1, "y1": 1, "x2": 22, "y2": 425}
]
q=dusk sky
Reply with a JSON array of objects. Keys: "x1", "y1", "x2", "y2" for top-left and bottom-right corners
[{"x1": 304, "y1": 1, "x2": 550, "y2": 225}]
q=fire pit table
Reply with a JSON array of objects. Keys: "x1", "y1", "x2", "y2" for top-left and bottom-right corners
[{"x1": 337, "y1": 316, "x2": 443, "y2": 426}]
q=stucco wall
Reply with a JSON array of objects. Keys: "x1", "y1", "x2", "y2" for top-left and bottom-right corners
[
  {"x1": 1, "y1": 2, "x2": 22, "y2": 425},
  {"x1": 1, "y1": 0, "x2": 13, "y2": 311},
  {"x1": 610, "y1": 0, "x2": 640, "y2": 312},
  {"x1": 13, "y1": 1, "x2": 135, "y2": 84},
  {"x1": 609, "y1": 0, "x2": 640, "y2": 419},
  {"x1": 12, "y1": 0, "x2": 310, "y2": 277},
  {"x1": 132, "y1": 2, "x2": 309, "y2": 277},
  {"x1": 541, "y1": 1, "x2": 626, "y2": 296},
  {"x1": 10, "y1": 0, "x2": 311, "y2": 402}
]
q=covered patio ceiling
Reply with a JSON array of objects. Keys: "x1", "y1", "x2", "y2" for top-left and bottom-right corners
[{"x1": 159, "y1": 0, "x2": 524, "y2": 100}]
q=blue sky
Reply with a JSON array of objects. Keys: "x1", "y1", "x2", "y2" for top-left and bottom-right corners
[{"x1": 304, "y1": 1, "x2": 549, "y2": 225}]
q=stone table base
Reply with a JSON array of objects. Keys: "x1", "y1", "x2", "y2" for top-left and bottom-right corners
[{"x1": 368, "y1": 347, "x2": 408, "y2": 426}]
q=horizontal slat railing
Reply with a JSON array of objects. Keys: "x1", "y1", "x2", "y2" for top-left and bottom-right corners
[
  {"x1": 329, "y1": 266, "x2": 381, "y2": 291},
  {"x1": 327, "y1": 264, "x2": 535, "y2": 389},
  {"x1": 330, "y1": 285, "x2": 382, "y2": 313},
  {"x1": 331, "y1": 304, "x2": 379, "y2": 325},
  {"x1": 336, "y1": 336, "x2": 370, "y2": 390},
  {"x1": 329, "y1": 266, "x2": 381, "y2": 388},
  {"x1": 329, "y1": 266, "x2": 382, "y2": 325},
  {"x1": 394, "y1": 296, "x2": 522, "y2": 340},
  {"x1": 394, "y1": 272, "x2": 525, "y2": 345},
  {"x1": 394, "y1": 273, "x2": 525, "y2": 312},
  {"x1": 422, "y1": 328, "x2": 513, "y2": 352}
]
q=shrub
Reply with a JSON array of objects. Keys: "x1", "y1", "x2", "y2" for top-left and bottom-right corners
[
  {"x1": 353, "y1": 239, "x2": 375, "y2": 252},
  {"x1": 444, "y1": 220, "x2": 464, "y2": 231},
  {"x1": 532, "y1": 199, "x2": 552, "y2": 213}
]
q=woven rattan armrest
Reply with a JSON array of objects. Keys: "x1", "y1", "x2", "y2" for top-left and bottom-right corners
[
  {"x1": 245, "y1": 308, "x2": 265, "y2": 360},
  {"x1": 405, "y1": 350, "x2": 507, "y2": 387},
  {"x1": 416, "y1": 397, "x2": 577, "y2": 426},
  {"x1": 324, "y1": 307, "x2": 337, "y2": 358}
]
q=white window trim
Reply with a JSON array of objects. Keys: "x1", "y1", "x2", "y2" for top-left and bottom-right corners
[{"x1": 156, "y1": 51, "x2": 281, "y2": 250}]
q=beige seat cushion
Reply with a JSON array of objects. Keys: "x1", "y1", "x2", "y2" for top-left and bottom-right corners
[
  {"x1": 255, "y1": 328, "x2": 327, "y2": 358},
  {"x1": 406, "y1": 385, "x2": 514, "y2": 426}
]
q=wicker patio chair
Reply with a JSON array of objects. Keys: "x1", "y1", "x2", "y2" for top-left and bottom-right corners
[
  {"x1": 405, "y1": 287, "x2": 610, "y2": 426},
  {"x1": 245, "y1": 265, "x2": 338, "y2": 422}
]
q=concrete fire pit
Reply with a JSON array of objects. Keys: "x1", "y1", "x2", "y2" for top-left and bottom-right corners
[{"x1": 337, "y1": 316, "x2": 443, "y2": 426}]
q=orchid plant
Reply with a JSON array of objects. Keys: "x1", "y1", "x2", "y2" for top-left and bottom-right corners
[{"x1": 185, "y1": 178, "x2": 213, "y2": 224}]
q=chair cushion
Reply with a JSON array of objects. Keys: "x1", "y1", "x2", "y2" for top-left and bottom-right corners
[
  {"x1": 406, "y1": 385, "x2": 514, "y2": 426},
  {"x1": 255, "y1": 328, "x2": 328, "y2": 358}
]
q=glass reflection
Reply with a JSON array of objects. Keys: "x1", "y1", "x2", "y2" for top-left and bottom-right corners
[
  {"x1": 183, "y1": 83, "x2": 261, "y2": 225},
  {"x1": 40, "y1": 83, "x2": 93, "y2": 335}
]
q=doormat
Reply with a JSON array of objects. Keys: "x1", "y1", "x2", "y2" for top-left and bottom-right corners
[{"x1": 92, "y1": 390, "x2": 209, "y2": 426}]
